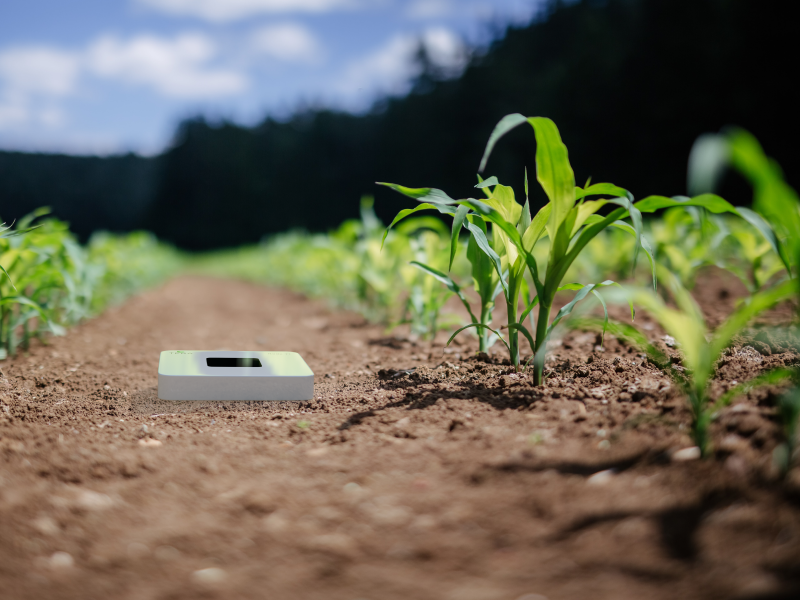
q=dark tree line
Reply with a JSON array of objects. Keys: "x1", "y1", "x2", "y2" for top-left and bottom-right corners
[{"x1": 1, "y1": 0, "x2": 796, "y2": 249}]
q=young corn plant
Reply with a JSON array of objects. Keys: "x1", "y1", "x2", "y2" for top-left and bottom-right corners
[
  {"x1": 381, "y1": 115, "x2": 650, "y2": 382},
  {"x1": 609, "y1": 268, "x2": 797, "y2": 456}
]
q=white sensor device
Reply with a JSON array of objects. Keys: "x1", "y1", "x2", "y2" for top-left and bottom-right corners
[{"x1": 158, "y1": 350, "x2": 314, "y2": 401}]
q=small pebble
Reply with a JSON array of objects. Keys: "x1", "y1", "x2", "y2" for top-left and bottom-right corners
[
  {"x1": 672, "y1": 446, "x2": 701, "y2": 461},
  {"x1": 587, "y1": 469, "x2": 615, "y2": 485},
  {"x1": 138, "y1": 438, "x2": 162, "y2": 447},
  {"x1": 76, "y1": 490, "x2": 114, "y2": 511},
  {"x1": 343, "y1": 482, "x2": 362, "y2": 494},
  {"x1": 49, "y1": 551, "x2": 74, "y2": 569},
  {"x1": 191, "y1": 567, "x2": 227, "y2": 585}
]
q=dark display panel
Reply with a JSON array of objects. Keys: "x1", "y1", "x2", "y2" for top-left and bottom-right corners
[{"x1": 206, "y1": 357, "x2": 262, "y2": 367}]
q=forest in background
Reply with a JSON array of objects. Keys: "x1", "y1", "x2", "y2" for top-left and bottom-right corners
[{"x1": 0, "y1": 0, "x2": 795, "y2": 250}]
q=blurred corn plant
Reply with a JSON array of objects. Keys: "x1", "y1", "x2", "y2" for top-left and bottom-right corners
[
  {"x1": 0, "y1": 209, "x2": 181, "y2": 359},
  {"x1": 395, "y1": 225, "x2": 465, "y2": 340},
  {"x1": 690, "y1": 128, "x2": 800, "y2": 472},
  {"x1": 85, "y1": 231, "x2": 183, "y2": 312},
  {"x1": 689, "y1": 128, "x2": 799, "y2": 280},
  {"x1": 605, "y1": 268, "x2": 797, "y2": 456}
]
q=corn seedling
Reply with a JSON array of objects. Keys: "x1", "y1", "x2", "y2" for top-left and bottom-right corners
[{"x1": 608, "y1": 268, "x2": 797, "y2": 455}]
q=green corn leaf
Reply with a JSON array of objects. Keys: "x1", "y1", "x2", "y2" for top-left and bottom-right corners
[
  {"x1": 527, "y1": 117, "x2": 576, "y2": 242},
  {"x1": 575, "y1": 183, "x2": 631, "y2": 201},
  {"x1": 557, "y1": 198, "x2": 642, "y2": 292},
  {"x1": 728, "y1": 129, "x2": 800, "y2": 248},
  {"x1": 635, "y1": 194, "x2": 738, "y2": 214},
  {"x1": 475, "y1": 176, "x2": 499, "y2": 189},
  {"x1": 394, "y1": 215, "x2": 449, "y2": 238},
  {"x1": 736, "y1": 206, "x2": 790, "y2": 273},
  {"x1": 463, "y1": 199, "x2": 525, "y2": 250},
  {"x1": 521, "y1": 203, "x2": 551, "y2": 251},
  {"x1": 608, "y1": 197, "x2": 643, "y2": 271},
  {"x1": 507, "y1": 322, "x2": 535, "y2": 352},
  {"x1": 547, "y1": 280, "x2": 620, "y2": 337},
  {"x1": 479, "y1": 113, "x2": 528, "y2": 172},
  {"x1": 449, "y1": 204, "x2": 470, "y2": 270},
  {"x1": 519, "y1": 199, "x2": 532, "y2": 236},
  {"x1": 524, "y1": 167, "x2": 529, "y2": 201},
  {"x1": 376, "y1": 182, "x2": 458, "y2": 204},
  {"x1": 463, "y1": 218, "x2": 508, "y2": 295},
  {"x1": 476, "y1": 174, "x2": 493, "y2": 199},
  {"x1": 409, "y1": 260, "x2": 478, "y2": 324},
  {"x1": 0, "y1": 263, "x2": 16, "y2": 290},
  {"x1": 484, "y1": 183, "x2": 522, "y2": 226},
  {"x1": 0, "y1": 294, "x2": 49, "y2": 319},
  {"x1": 16, "y1": 206, "x2": 51, "y2": 230},
  {"x1": 569, "y1": 199, "x2": 607, "y2": 237},
  {"x1": 466, "y1": 219, "x2": 494, "y2": 301},
  {"x1": 518, "y1": 294, "x2": 539, "y2": 325},
  {"x1": 380, "y1": 202, "x2": 456, "y2": 249}
]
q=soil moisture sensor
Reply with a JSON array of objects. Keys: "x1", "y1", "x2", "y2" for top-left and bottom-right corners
[{"x1": 158, "y1": 350, "x2": 314, "y2": 401}]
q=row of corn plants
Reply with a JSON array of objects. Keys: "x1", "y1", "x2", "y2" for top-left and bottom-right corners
[{"x1": 0, "y1": 209, "x2": 182, "y2": 359}]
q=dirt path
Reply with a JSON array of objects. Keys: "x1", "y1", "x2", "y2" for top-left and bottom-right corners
[{"x1": 1, "y1": 276, "x2": 799, "y2": 600}]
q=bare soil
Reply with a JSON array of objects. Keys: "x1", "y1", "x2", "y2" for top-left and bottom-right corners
[{"x1": 1, "y1": 274, "x2": 799, "y2": 600}]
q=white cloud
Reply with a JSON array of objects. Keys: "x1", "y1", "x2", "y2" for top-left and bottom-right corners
[
  {"x1": 421, "y1": 27, "x2": 466, "y2": 72},
  {"x1": 337, "y1": 27, "x2": 466, "y2": 105},
  {"x1": 249, "y1": 23, "x2": 323, "y2": 63},
  {"x1": 137, "y1": 0, "x2": 359, "y2": 22},
  {"x1": 0, "y1": 46, "x2": 80, "y2": 131},
  {"x1": 86, "y1": 33, "x2": 248, "y2": 98},
  {"x1": 0, "y1": 101, "x2": 29, "y2": 129},
  {"x1": 0, "y1": 46, "x2": 80, "y2": 98}
]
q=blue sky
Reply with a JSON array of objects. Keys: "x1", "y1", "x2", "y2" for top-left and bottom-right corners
[{"x1": 0, "y1": 0, "x2": 540, "y2": 156}]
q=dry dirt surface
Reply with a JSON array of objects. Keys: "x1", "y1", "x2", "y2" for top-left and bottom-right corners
[{"x1": 1, "y1": 275, "x2": 800, "y2": 600}]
